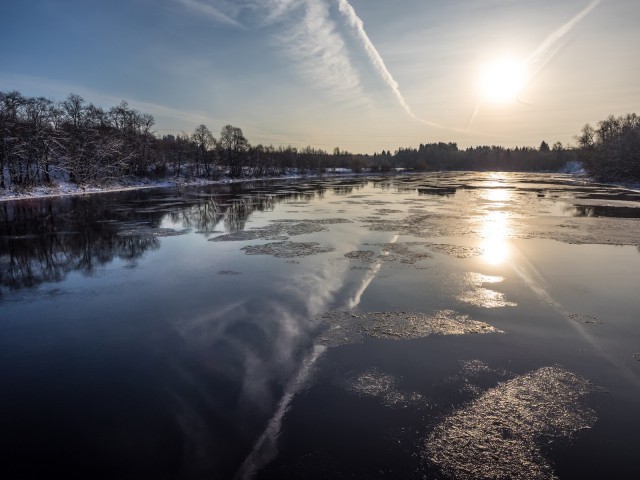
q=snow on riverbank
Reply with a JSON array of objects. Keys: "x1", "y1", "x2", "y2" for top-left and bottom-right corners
[
  {"x1": 0, "y1": 179, "x2": 184, "y2": 202},
  {"x1": 557, "y1": 161, "x2": 587, "y2": 175},
  {"x1": 0, "y1": 173, "x2": 333, "y2": 202}
]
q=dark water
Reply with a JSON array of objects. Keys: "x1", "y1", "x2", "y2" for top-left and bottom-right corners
[{"x1": 1, "y1": 173, "x2": 639, "y2": 479}]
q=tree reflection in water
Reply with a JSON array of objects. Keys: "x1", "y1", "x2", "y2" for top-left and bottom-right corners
[{"x1": 0, "y1": 179, "x2": 365, "y2": 296}]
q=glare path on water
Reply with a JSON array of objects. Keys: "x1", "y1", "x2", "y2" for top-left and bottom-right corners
[
  {"x1": 509, "y1": 248, "x2": 640, "y2": 390},
  {"x1": 478, "y1": 176, "x2": 640, "y2": 389}
]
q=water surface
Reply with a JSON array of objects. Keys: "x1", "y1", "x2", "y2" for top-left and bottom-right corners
[{"x1": 1, "y1": 173, "x2": 639, "y2": 479}]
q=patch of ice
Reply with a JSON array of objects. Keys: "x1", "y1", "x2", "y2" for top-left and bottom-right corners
[
  {"x1": 240, "y1": 241, "x2": 335, "y2": 258},
  {"x1": 317, "y1": 310, "x2": 501, "y2": 347},
  {"x1": 340, "y1": 368, "x2": 424, "y2": 408},
  {"x1": 425, "y1": 366, "x2": 599, "y2": 480}
]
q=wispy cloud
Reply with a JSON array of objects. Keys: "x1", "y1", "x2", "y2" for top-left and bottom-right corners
[
  {"x1": 266, "y1": 0, "x2": 363, "y2": 100},
  {"x1": 260, "y1": 0, "x2": 296, "y2": 24},
  {"x1": 176, "y1": 0, "x2": 363, "y2": 101},
  {"x1": 175, "y1": 0, "x2": 243, "y2": 28},
  {"x1": 174, "y1": 0, "x2": 473, "y2": 129}
]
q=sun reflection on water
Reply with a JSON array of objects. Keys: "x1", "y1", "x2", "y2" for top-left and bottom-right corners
[
  {"x1": 484, "y1": 188, "x2": 511, "y2": 203},
  {"x1": 480, "y1": 204, "x2": 512, "y2": 265}
]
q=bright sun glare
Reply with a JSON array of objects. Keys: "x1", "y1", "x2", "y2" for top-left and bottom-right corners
[{"x1": 480, "y1": 58, "x2": 527, "y2": 103}]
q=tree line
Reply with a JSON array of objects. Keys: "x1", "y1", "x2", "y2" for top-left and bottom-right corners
[
  {"x1": 0, "y1": 90, "x2": 372, "y2": 189},
  {"x1": 578, "y1": 113, "x2": 640, "y2": 182},
  {"x1": 1, "y1": 89, "x2": 638, "y2": 190}
]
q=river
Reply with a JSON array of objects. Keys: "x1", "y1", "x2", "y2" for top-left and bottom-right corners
[{"x1": 1, "y1": 172, "x2": 639, "y2": 479}]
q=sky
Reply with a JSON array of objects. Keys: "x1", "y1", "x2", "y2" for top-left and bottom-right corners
[{"x1": 1, "y1": 0, "x2": 639, "y2": 153}]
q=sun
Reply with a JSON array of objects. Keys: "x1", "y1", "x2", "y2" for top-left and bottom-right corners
[{"x1": 480, "y1": 57, "x2": 527, "y2": 103}]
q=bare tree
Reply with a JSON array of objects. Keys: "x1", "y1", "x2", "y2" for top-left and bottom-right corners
[
  {"x1": 192, "y1": 124, "x2": 216, "y2": 178},
  {"x1": 62, "y1": 94, "x2": 85, "y2": 129},
  {"x1": 578, "y1": 114, "x2": 640, "y2": 181},
  {"x1": 0, "y1": 91, "x2": 26, "y2": 188},
  {"x1": 219, "y1": 125, "x2": 248, "y2": 177},
  {"x1": 24, "y1": 97, "x2": 59, "y2": 184}
]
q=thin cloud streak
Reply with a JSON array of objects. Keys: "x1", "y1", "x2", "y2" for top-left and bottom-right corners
[
  {"x1": 465, "y1": 103, "x2": 481, "y2": 132},
  {"x1": 336, "y1": 0, "x2": 468, "y2": 132},
  {"x1": 179, "y1": 0, "x2": 364, "y2": 101},
  {"x1": 261, "y1": 0, "x2": 296, "y2": 24},
  {"x1": 520, "y1": 0, "x2": 601, "y2": 98},
  {"x1": 175, "y1": 0, "x2": 243, "y2": 28},
  {"x1": 526, "y1": 0, "x2": 601, "y2": 74}
]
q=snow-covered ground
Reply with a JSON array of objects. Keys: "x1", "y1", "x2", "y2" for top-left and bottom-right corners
[
  {"x1": 0, "y1": 178, "x2": 183, "y2": 202},
  {"x1": 557, "y1": 161, "x2": 587, "y2": 175},
  {"x1": 0, "y1": 173, "x2": 322, "y2": 202}
]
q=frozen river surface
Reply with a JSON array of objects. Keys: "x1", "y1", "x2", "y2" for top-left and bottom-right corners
[{"x1": 1, "y1": 172, "x2": 639, "y2": 479}]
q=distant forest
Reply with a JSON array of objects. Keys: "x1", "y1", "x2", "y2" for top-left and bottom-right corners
[{"x1": 1, "y1": 90, "x2": 638, "y2": 190}]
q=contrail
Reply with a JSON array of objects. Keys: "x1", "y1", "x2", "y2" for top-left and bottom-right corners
[
  {"x1": 336, "y1": 0, "x2": 472, "y2": 133},
  {"x1": 234, "y1": 344, "x2": 327, "y2": 479},
  {"x1": 347, "y1": 234, "x2": 399, "y2": 309},
  {"x1": 465, "y1": 104, "x2": 481, "y2": 132},
  {"x1": 526, "y1": 0, "x2": 601, "y2": 76}
]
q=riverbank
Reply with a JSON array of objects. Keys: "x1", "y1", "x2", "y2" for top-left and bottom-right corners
[
  {"x1": 2, "y1": 169, "x2": 636, "y2": 203},
  {"x1": 0, "y1": 175, "x2": 308, "y2": 202}
]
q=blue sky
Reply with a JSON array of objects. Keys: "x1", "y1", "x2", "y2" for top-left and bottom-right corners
[{"x1": 1, "y1": 0, "x2": 639, "y2": 153}]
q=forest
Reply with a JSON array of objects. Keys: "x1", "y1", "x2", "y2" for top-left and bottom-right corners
[
  {"x1": 1, "y1": 90, "x2": 638, "y2": 191},
  {"x1": 577, "y1": 113, "x2": 640, "y2": 182}
]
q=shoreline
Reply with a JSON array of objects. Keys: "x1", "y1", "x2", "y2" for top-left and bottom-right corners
[
  {"x1": 1, "y1": 171, "x2": 637, "y2": 203},
  {"x1": 0, "y1": 175, "x2": 306, "y2": 203},
  {"x1": 0, "y1": 172, "x2": 373, "y2": 203}
]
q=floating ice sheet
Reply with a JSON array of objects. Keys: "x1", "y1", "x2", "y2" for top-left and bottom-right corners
[
  {"x1": 340, "y1": 368, "x2": 424, "y2": 408},
  {"x1": 425, "y1": 243, "x2": 484, "y2": 258},
  {"x1": 317, "y1": 310, "x2": 501, "y2": 347},
  {"x1": 425, "y1": 366, "x2": 599, "y2": 480},
  {"x1": 344, "y1": 250, "x2": 376, "y2": 262},
  {"x1": 270, "y1": 218, "x2": 353, "y2": 225},
  {"x1": 442, "y1": 360, "x2": 512, "y2": 397},
  {"x1": 209, "y1": 222, "x2": 325, "y2": 242},
  {"x1": 116, "y1": 227, "x2": 188, "y2": 238},
  {"x1": 241, "y1": 241, "x2": 335, "y2": 258},
  {"x1": 459, "y1": 359, "x2": 495, "y2": 376},
  {"x1": 344, "y1": 242, "x2": 433, "y2": 265},
  {"x1": 361, "y1": 212, "x2": 450, "y2": 236},
  {"x1": 567, "y1": 313, "x2": 603, "y2": 325}
]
